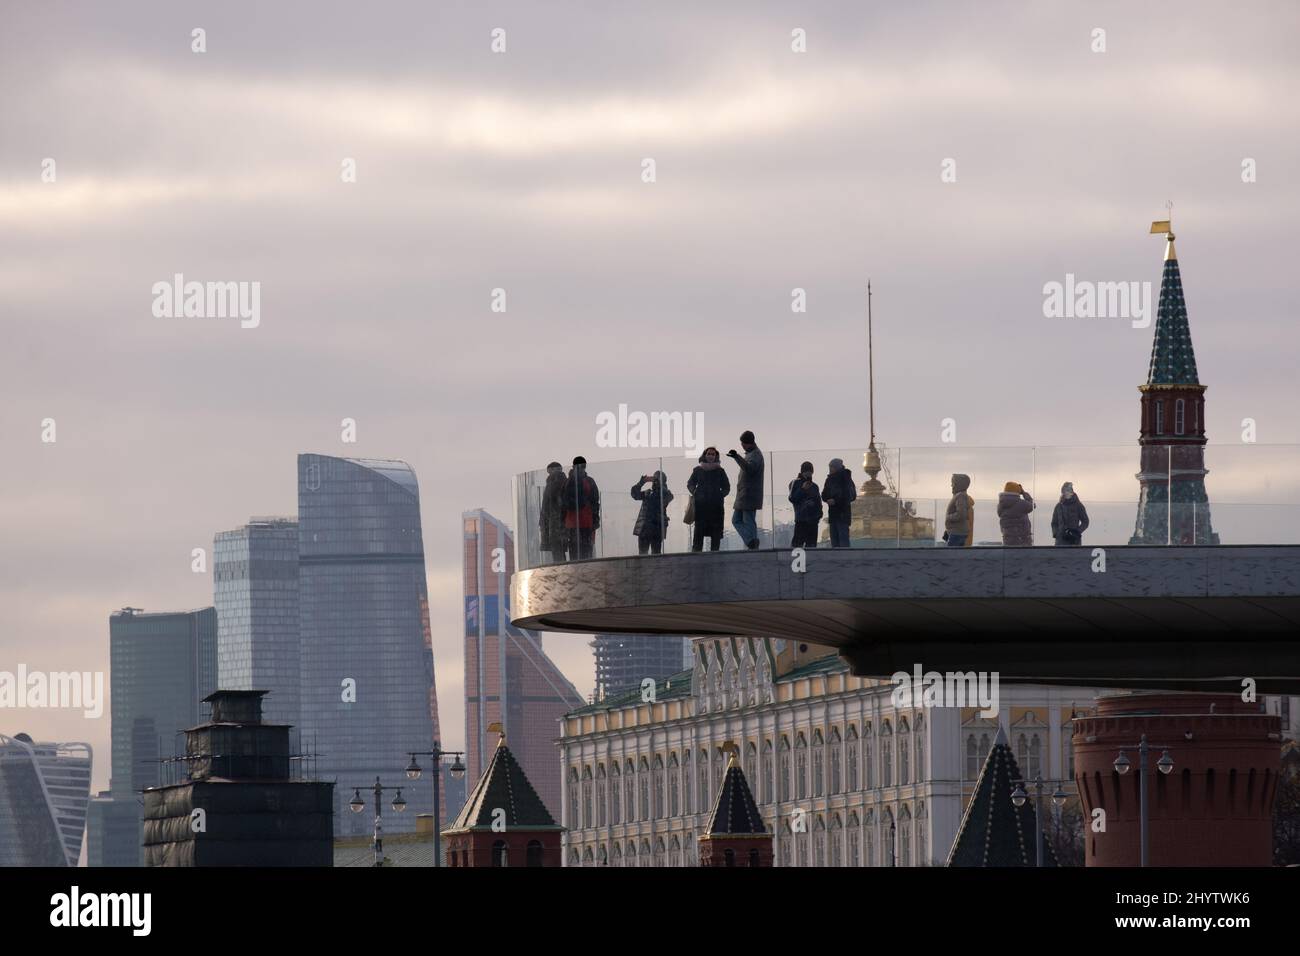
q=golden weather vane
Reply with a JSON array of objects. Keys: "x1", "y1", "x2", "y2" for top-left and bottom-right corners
[{"x1": 1150, "y1": 201, "x2": 1176, "y2": 259}]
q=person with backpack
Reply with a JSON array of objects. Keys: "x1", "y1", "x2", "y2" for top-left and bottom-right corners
[
  {"x1": 631, "y1": 471, "x2": 674, "y2": 554},
  {"x1": 539, "y1": 461, "x2": 567, "y2": 562},
  {"x1": 996, "y1": 481, "x2": 1035, "y2": 547},
  {"x1": 821, "y1": 458, "x2": 857, "y2": 548},
  {"x1": 727, "y1": 430, "x2": 764, "y2": 549},
  {"x1": 788, "y1": 461, "x2": 823, "y2": 549},
  {"x1": 687, "y1": 446, "x2": 730, "y2": 551},
  {"x1": 561, "y1": 456, "x2": 601, "y2": 560},
  {"x1": 1051, "y1": 481, "x2": 1090, "y2": 546}
]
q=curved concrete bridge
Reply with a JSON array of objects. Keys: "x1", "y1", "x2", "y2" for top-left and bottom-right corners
[{"x1": 511, "y1": 546, "x2": 1300, "y2": 693}]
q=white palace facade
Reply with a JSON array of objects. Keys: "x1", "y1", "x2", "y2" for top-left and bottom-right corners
[{"x1": 557, "y1": 637, "x2": 1101, "y2": 867}]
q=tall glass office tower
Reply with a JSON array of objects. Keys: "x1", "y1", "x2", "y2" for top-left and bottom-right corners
[
  {"x1": 214, "y1": 518, "x2": 301, "y2": 727},
  {"x1": 297, "y1": 455, "x2": 440, "y2": 836},
  {"x1": 0, "y1": 734, "x2": 92, "y2": 866}
]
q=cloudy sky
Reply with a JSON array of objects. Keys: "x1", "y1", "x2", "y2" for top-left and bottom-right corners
[{"x1": 2, "y1": 1, "x2": 1297, "y2": 795}]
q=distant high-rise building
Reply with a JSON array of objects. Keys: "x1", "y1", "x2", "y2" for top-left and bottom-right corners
[
  {"x1": 97, "y1": 606, "x2": 217, "y2": 866},
  {"x1": 463, "y1": 509, "x2": 584, "y2": 820},
  {"x1": 592, "y1": 634, "x2": 691, "y2": 701},
  {"x1": 0, "y1": 733, "x2": 92, "y2": 867},
  {"x1": 214, "y1": 517, "x2": 301, "y2": 727},
  {"x1": 297, "y1": 455, "x2": 439, "y2": 836}
]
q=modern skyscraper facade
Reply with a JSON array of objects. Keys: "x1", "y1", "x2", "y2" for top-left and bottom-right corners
[
  {"x1": 214, "y1": 517, "x2": 301, "y2": 727},
  {"x1": 0, "y1": 733, "x2": 92, "y2": 867},
  {"x1": 463, "y1": 509, "x2": 584, "y2": 820},
  {"x1": 99, "y1": 606, "x2": 217, "y2": 865},
  {"x1": 297, "y1": 454, "x2": 439, "y2": 836},
  {"x1": 592, "y1": 634, "x2": 691, "y2": 701}
]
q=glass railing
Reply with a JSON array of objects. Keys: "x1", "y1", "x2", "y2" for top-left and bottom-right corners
[{"x1": 512, "y1": 445, "x2": 1300, "y2": 570}]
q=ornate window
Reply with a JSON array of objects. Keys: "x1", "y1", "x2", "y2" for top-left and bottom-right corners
[
  {"x1": 1155, "y1": 400, "x2": 1165, "y2": 435},
  {"x1": 669, "y1": 835, "x2": 682, "y2": 867},
  {"x1": 596, "y1": 765, "x2": 607, "y2": 827},
  {"x1": 846, "y1": 726, "x2": 859, "y2": 791},
  {"x1": 914, "y1": 715, "x2": 925, "y2": 783},
  {"x1": 848, "y1": 811, "x2": 860, "y2": 866},
  {"x1": 638, "y1": 757, "x2": 650, "y2": 820},
  {"x1": 566, "y1": 847, "x2": 578, "y2": 868},
  {"x1": 780, "y1": 820, "x2": 792, "y2": 866},
  {"x1": 624, "y1": 759, "x2": 636, "y2": 822},
  {"x1": 652, "y1": 755, "x2": 665, "y2": 818},
  {"x1": 597, "y1": 844, "x2": 608, "y2": 867},
  {"x1": 582, "y1": 846, "x2": 594, "y2": 867},
  {"x1": 612, "y1": 843, "x2": 623, "y2": 868},
  {"x1": 697, "y1": 749, "x2": 709, "y2": 811},
  {"x1": 830, "y1": 728, "x2": 842, "y2": 794},
  {"x1": 899, "y1": 805, "x2": 912, "y2": 867},
  {"x1": 581, "y1": 766, "x2": 593, "y2": 828},
  {"x1": 813, "y1": 815, "x2": 827, "y2": 867},
  {"x1": 745, "y1": 740, "x2": 758, "y2": 791},
  {"x1": 1175, "y1": 398, "x2": 1185, "y2": 435},
  {"x1": 812, "y1": 729, "x2": 826, "y2": 798},
  {"x1": 795, "y1": 733, "x2": 808, "y2": 800},
  {"x1": 966, "y1": 734, "x2": 978, "y2": 779},
  {"x1": 762, "y1": 739, "x2": 774, "y2": 804},
  {"x1": 713, "y1": 747, "x2": 724, "y2": 797},
  {"x1": 864, "y1": 723, "x2": 875, "y2": 789},
  {"x1": 881, "y1": 721, "x2": 893, "y2": 788},
  {"x1": 882, "y1": 807, "x2": 894, "y2": 867},
  {"x1": 830, "y1": 813, "x2": 843, "y2": 867},
  {"x1": 640, "y1": 839, "x2": 652, "y2": 867},
  {"x1": 916, "y1": 801, "x2": 928, "y2": 866},
  {"x1": 567, "y1": 767, "x2": 580, "y2": 828},
  {"x1": 682, "y1": 749, "x2": 693, "y2": 815},
  {"x1": 779, "y1": 736, "x2": 791, "y2": 802},
  {"x1": 898, "y1": 718, "x2": 910, "y2": 786},
  {"x1": 668, "y1": 753, "x2": 680, "y2": 817},
  {"x1": 611, "y1": 762, "x2": 622, "y2": 825},
  {"x1": 653, "y1": 838, "x2": 666, "y2": 867},
  {"x1": 864, "y1": 809, "x2": 875, "y2": 866},
  {"x1": 797, "y1": 825, "x2": 809, "y2": 867}
]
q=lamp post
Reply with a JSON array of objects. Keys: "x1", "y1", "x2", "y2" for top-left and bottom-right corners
[
  {"x1": 1010, "y1": 775, "x2": 1068, "y2": 866},
  {"x1": 405, "y1": 742, "x2": 467, "y2": 867},
  {"x1": 348, "y1": 777, "x2": 407, "y2": 867},
  {"x1": 1113, "y1": 734, "x2": 1174, "y2": 867}
]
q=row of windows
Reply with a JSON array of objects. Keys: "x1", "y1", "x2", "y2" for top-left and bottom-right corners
[
  {"x1": 567, "y1": 720, "x2": 926, "y2": 829},
  {"x1": 1152, "y1": 397, "x2": 1199, "y2": 436}
]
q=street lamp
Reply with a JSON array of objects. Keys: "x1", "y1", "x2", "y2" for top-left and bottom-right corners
[
  {"x1": 405, "y1": 742, "x2": 467, "y2": 867},
  {"x1": 348, "y1": 776, "x2": 407, "y2": 867},
  {"x1": 1010, "y1": 774, "x2": 1069, "y2": 867},
  {"x1": 1112, "y1": 734, "x2": 1173, "y2": 867}
]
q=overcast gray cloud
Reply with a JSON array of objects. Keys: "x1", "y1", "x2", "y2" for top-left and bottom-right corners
[{"x1": 2, "y1": 1, "x2": 1298, "y2": 794}]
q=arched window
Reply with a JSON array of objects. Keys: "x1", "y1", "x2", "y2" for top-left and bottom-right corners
[
  {"x1": 582, "y1": 846, "x2": 594, "y2": 867},
  {"x1": 565, "y1": 847, "x2": 577, "y2": 868},
  {"x1": 668, "y1": 753, "x2": 680, "y2": 817},
  {"x1": 779, "y1": 820, "x2": 792, "y2": 866},
  {"x1": 899, "y1": 805, "x2": 912, "y2": 867},
  {"x1": 863, "y1": 809, "x2": 875, "y2": 866},
  {"x1": 864, "y1": 724, "x2": 875, "y2": 789},
  {"x1": 610, "y1": 762, "x2": 621, "y2": 825},
  {"x1": 653, "y1": 838, "x2": 666, "y2": 867},
  {"x1": 846, "y1": 726, "x2": 859, "y2": 791},
  {"x1": 779, "y1": 736, "x2": 791, "y2": 802},
  {"x1": 796, "y1": 824, "x2": 809, "y2": 867},
  {"x1": 1155, "y1": 400, "x2": 1165, "y2": 435},
  {"x1": 882, "y1": 808, "x2": 895, "y2": 867},
  {"x1": 638, "y1": 757, "x2": 650, "y2": 819},
  {"x1": 914, "y1": 715, "x2": 925, "y2": 783},
  {"x1": 697, "y1": 749, "x2": 709, "y2": 811},
  {"x1": 596, "y1": 765, "x2": 607, "y2": 827},
  {"x1": 713, "y1": 747, "x2": 724, "y2": 796},
  {"x1": 881, "y1": 721, "x2": 893, "y2": 788},
  {"x1": 624, "y1": 759, "x2": 636, "y2": 822},
  {"x1": 812, "y1": 730, "x2": 826, "y2": 798},
  {"x1": 682, "y1": 749, "x2": 693, "y2": 815},
  {"x1": 669, "y1": 835, "x2": 682, "y2": 867},
  {"x1": 830, "y1": 813, "x2": 843, "y2": 867},
  {"x1": 640, "y1": 839, "x2": 652, "y2": 867},
  {"x1": 724, "y1": 847, "x2": 736, "y2": 867},
  {"x1": 813, "y1": 815, "x2": 827, "y2": 867},
  {"x1": 745, "y1": 741, "x2": 758, "y2": 791},
  {"x1": 612, "y1": 843, "x2": 623, "y2": 868},
  {"x1": 597, "y1": 844, "x2": 607, "y2": 867},
  {"x1": 581, "y1": 767, "x2": 593, "y2": 828},
  {"x1": 898, "y1": 718, "x2": 910, "y2": 786},
  {"x1": 848, "y1": 811, "x2": 860, "y2": 866},
  {"x1": 916, "y1": 801, "x2": 928, "y2": 866},
  {"x1": 829, "y1": 728, "x2": 842, "y2": 794},
  {"x1": 795, "y1": 733, "x2": 808, "y2": 800},
  {"x1": 494, "y1": 840, "x2": 509, "y2": 867},
  {"x1": 567, "y1": 767, "x2": 580, "y2": 828},
  {"x1": 1175, "y1": 398, "x2": 1185, "y2": 435},
  {"x1": 966, "y1": 734, "x2": 978, "y2": 779},
  {"x1": 761, "y1": 740, "x2": 774, "y2": 804},
  {"x1": 627, "y1": 840, "x2": 637, "y2": 865},
  {"x1": 652, "y1": 755, "x2": 665, "y2": 818}
]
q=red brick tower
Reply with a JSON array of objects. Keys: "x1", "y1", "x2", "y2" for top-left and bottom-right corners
[
  {"x1": 1073, "y1": 693, "x2": 1280, "y2": 866},
  {"x1": 698, "y1": 745, "x2": 773, "y2": 867}
]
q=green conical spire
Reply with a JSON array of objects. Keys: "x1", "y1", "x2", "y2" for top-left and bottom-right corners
[{"x1": 1146, "y1": 241, "x2": 1200, "y2": 385}]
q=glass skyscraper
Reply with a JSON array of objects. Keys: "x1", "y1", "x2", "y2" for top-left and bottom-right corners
[
  {"x1": 0, "y1": 734, "x2": 92, "y2": 867},
  {"x1": 592, "y1": 634, "x2": 693, "y2": 701},
  {"x1": 297, "y1": 455, "x2": 440, "y2": 836},
  {"x1": 463, "y1": 509, "x2": 584, "y2": 820},
  {"x1": 214, "y1": 518, "x2": 301, "y2": 727},
  {"x1": 96, "y1": 606, "x2": 217, "y2": 866}
]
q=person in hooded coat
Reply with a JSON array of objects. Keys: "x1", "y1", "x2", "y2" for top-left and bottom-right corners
[
  {"x1": 996, "y1": 481, "x2": 1035, "y2": 547},
  {"x1": 539, "y1": 461, "x2": 568, "y2": 562},
  {"x1": 727, "y1": 430, "x2": 764, "y2": 549},
  {"x1": 1051, "y1": 481, "x2": 1090, "y2": 546},
  {"x1": 687, "y1": 447, "x2": 730, "y2": 551},
  {"x1": 788, "y1": 461, "x2": 823, "y2": 549},
  {"x1": 944, "y1": 473, "x2": 974, "y2": 547},
  {"x1": 821, "y1": 458, "x2": 857, "y2": 548},
  {"x1": 631, "y1": 471, "x2": 675, "y2": 555},
  {"x1": 561, "y1": 456, "x2": 601, "y2": 560}
]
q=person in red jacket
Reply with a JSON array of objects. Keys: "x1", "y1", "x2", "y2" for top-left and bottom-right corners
[{"x1": 561, "y1": 456, "x2": 602, "y2": 560}]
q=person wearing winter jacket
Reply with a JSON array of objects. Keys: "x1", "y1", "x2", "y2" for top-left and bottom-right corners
[
  {"x1": 944, "y1": 473, "x2": 974, "y2": 547},
  {"x1": 561, "y1": 456, "x2": 601, "y2": 560},
  {"x1": 687, "y1": 447, "x2": 731, "y2": 551},
  {"x1": 727, "y1": 431, "x2": 764, "y2": 549},
  {"x1": 821, "y1": 458, "x2": 857, "y2": 548},
  {"x1": 539, "y1": 461, "x2": 568, "y2": 562},
  {"x1": 631, "y1": 472, "x2": 675, "y2": 555},
  {"x1": 1051, "y1": 482, "x2": 1090, "y2": 546},
  {"x1": 788, "y1": 461, "x2": 823, "y2": 549},
  {"x1": 996, "y1": 481, "x2": 1035, "y2": 547}
]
